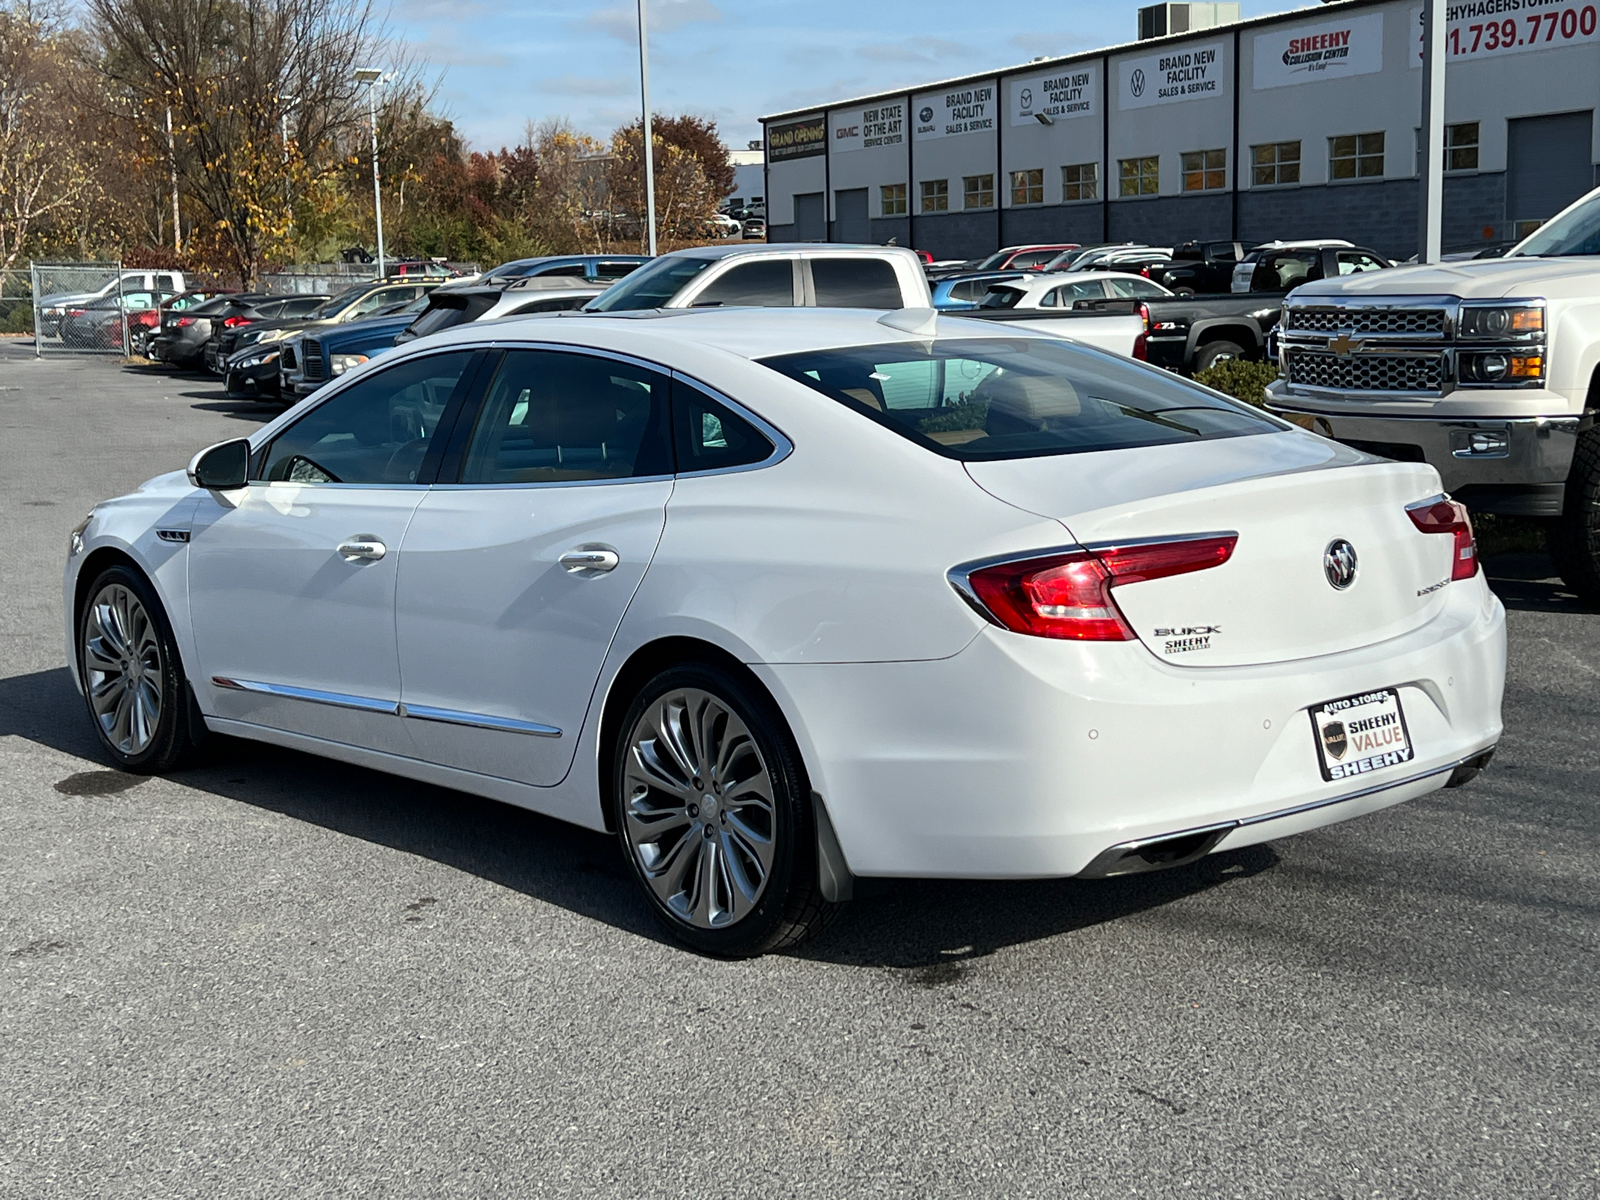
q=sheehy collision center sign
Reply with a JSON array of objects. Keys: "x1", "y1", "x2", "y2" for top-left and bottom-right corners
[
  {"x1": 1254, "y1": 11, "x2": 1384, "y2": 88},
  {"x1": 832, "y1": 101, "x2": 905, "y2": 153},
  {"x1": 1119, "y1": 41, "x2": 1226, "y2": 109},
  {"x1": 1009, "y1": 66, "x2": 1097, "y2": 125},
  {"x1": 914, "y1": 83, "x2": 996, "y2": 140}
]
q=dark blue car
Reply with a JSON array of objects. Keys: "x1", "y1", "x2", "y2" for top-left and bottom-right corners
[{"x1": 281, "y1": 312, "x2": 414, "y2": 399}]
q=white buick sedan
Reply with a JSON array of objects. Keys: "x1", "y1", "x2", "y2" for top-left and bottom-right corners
[{"x1": 65, "y1": 308, "x2": 1505, "y2": 955}]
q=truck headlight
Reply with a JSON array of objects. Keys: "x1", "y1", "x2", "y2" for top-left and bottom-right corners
[
  {"x1": 238, "y1": 350, "x2": 279, "y2": 369},
  {"x1": 1459, "y1": 351, "x2": 1543, "y2": 384},
  {"x1": 330, "y1": 353, "x2": 368, "y2": 376},
  {"x1": 1457, "y1": 302, "x2": 1543, "y2": 341}
]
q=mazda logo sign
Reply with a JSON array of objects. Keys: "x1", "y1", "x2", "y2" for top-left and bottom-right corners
[{"x1": 1324, "y1": 539, "x2": 1358, "y2": 590}]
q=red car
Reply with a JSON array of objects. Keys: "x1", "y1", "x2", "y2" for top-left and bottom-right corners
[{"x1": 972, "y1": 244, "x2": 1080, "y2": 271}]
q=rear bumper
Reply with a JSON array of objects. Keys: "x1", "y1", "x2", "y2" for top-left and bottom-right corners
[
  {"x1": 1264, "y1": 388, "x2": 1581, "y2": 516},
  {"x1": 758, "y1": 577, "x2": 1505, "y2": 879}
]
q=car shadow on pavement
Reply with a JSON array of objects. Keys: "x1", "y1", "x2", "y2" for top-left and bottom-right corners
[
  {"x1": 188, "y1": 398, "x2": 283, "y2": 422},
  {"x1": 1, "y1": 665, "x2": 1277, "y2": 960},
  {"x1": 1484, "y1": 551, "x2": 1593, "y2": 614}
]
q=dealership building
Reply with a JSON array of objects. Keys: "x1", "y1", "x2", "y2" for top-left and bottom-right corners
[{"x1": 759, "y1": 0, "x2": 1600, "y2": 260}]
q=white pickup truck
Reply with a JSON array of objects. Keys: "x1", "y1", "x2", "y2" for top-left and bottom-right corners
[
  {"x1": 583, "y1": 243, "x2": 1144, "y2": 357},
  {"x1": 1266, "y1": 186, "x2": 1600, "y2": 602}
]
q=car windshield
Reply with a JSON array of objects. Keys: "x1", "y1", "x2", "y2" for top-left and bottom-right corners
[
  {"x1": 312, "y1": 286, "x2": 369, "y2": 317},
  {"x1": 584, "y1": 256, "x2": 712, "y2": 310},
  {"x1": 974, "y1": 250, "x2": 1020, "y2": 270},
  {"x1": 760, "y1": 337, "x2": 1278, "y2": 462},
  {"x1": 1510, "y1": 191, "x2": 1600, "y2": 256}
]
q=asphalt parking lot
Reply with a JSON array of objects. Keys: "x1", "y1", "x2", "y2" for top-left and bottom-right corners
[{"x1": 1, "y1": 338, "x2": 1596, "y2": 1199}]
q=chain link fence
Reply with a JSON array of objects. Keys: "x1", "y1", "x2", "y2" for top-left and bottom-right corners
[
  {"x1": 0, "y1": 269, "x2": 34, "y2": 339},
  {"x1": 31, "y1": 262, "x2": 128, "y2": 357}
]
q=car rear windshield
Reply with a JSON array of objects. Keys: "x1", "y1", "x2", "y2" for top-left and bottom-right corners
[
  {"x1": 759, "y1": 337, "x2": 1279, "y2": 461},
  {"x1": 1511, "y1": 191, "x2": 1600, "y2": 257},
  {"x1": 584, "y1": 256, "x2": 715, "y2": 311}
]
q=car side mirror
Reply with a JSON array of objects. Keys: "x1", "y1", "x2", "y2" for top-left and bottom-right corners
[{"x1": 186, "y1": 438, "x2": 251, "y2": 489}]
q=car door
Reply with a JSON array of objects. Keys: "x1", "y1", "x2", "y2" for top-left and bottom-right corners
[
  {"x1": 188, "y1": 349, "x2": 481, "y2": 752},
  {"x1": 394, "y1": 347, "x2": 676, "y2": 785},
  {"x1": 680, "y1": 258, "x2": 799, "y2": 307}
]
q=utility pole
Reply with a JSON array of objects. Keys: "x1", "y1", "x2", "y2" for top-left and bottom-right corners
[
  {"x1": 355, "y1": 69, "x2": 388, "y2": 277},
  {"x1": 166, "y1": 106, "x2": 181, "y2": 253},
  {"x1": 637, "y1": 0, "x2": 657, "y2": 256},
  {"x1": 1417, "y1": 0, "x2": 1446, "y2": 264}
]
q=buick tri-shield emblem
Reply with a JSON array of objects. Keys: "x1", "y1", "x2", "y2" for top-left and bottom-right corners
[
  {"x1": 1324, "y1": 539, "x2": 1358, "y2": 590},
  {"x1": 1321, "y1": 720, "x2": 1348, "y2": 761}
]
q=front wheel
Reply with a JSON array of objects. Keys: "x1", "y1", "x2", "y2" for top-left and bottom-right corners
[
  {"x1": 612, "y1": 663, "x2": 835, "y2": 956},
  {"x1": 77, "y1": 565, "x2": 199, "y2": 773},
  {"x1": 1550, "y1": 425, "x2": 1600, "y2": 604},
  {"x1": 1193, "y1": 340, "x2": 1245, "y2": 372}
]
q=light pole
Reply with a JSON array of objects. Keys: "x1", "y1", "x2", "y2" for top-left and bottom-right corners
[
  {"x1": 1417, "y1": 0, "x2": 1446, "y2": 264},
  {"x1": 354, "y1": 68, "x2": 388, "y2": 277},
  {"x1": 637, "y1": 0, "x2": 657, "y2": 255}
]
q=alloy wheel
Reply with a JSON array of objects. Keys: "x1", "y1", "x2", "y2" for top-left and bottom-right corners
[
  {"x1": 82, "y1": 582, "x2": 164, "y2": 756},
  {"x1": 621, "y1": 687, "x2": 778, "y2": 929}
]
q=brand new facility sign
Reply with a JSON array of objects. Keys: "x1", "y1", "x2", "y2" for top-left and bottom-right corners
[
  {"x1": 832, "y1": 101, "x2": 906, "y2": 153},
  {"x1": 1010, "y1": 66, "x2": 1097, "y2": 125},
  {"x1": 1119, "y1": 41, "x2": 1226, "y2": 109},
  {"x1": 1254, "y1": 11, "x2": 1385, "y2": 88},
  {"x1": 914, "y1": 83, "x2": 996, "y2": 140}
]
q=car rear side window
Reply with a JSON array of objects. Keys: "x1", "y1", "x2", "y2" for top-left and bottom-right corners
[
  {"x1": 256, "y1": 351, "x2": 475, "y2": 485},
  {"x1": 760, "y1": 338, "x2": 1277, "y2": 462},
  {"x1": 809, "y1": 258, "x2": 902, "y2": 308},
  {"x1": 672, "y1": 380, "x2": 773, "y2": 473},
  {"x1": 692, "y1": 260, "x2": 795, "y2": 307},
  {"x1": 457, "y1": 350, "x2": 673, "y2": 484}
]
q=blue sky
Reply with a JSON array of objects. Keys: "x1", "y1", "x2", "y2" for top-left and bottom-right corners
[{"x1": 388, "y1": 0, "x2": 1296, "y2": 152}]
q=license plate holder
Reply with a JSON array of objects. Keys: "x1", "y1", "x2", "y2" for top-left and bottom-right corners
[{"x1": 1309, "y1": 688, "x2": 1414, "y2": 783}]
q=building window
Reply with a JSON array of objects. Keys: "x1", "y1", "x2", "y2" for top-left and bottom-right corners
[
  {"x1": 1119, "y1": 156, "x2": 1159, "y2": 197},
  {"x1": 1251, "y1": 141, "x2": 1300, "y2": 187},
  {"x1": 1181, "y1": 149, "x2": 1227, "y2": 192},
  {"x1": 1010, "y1": 169, "x2": 1044, "y2": 206},
  {"x1": 920, "y1": 179, "x2": 949, "y2": 213},
  {"x1": 1446, "y1": 122, "x2": 1479, "y2": 172},
  {"x1": 881, "y1": 183, "x2": 907, "y2": 216},
  {"x1": 963, "y1": 174, "x2": 995, "y2": 209},
  {"x1": 1062, "y1": 162, "x2": 1098, "y2": 202},
  {"x1": 1330, "y1": 132, "x2": 1385, "y2": 181}
]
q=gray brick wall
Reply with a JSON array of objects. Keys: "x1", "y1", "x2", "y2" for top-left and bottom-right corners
[
  {"x1": 766, "y1": 224, "x2": 796, "y2": 242},
  {"x1": 1000, "y1": 205, "x2": 1106, "y2": 247},
  {"x1": 866, "y1": 216, "x2": 912, "y2": 246},
  {"x1": 908, "y1": 211, "x2": 1001, "y2": 260},
  {"x1": 1239, "y1": 173, "x2": 1508, "y2": 260},
  {"x1": 1108, "y1": 192, "x2": 1234, "y2": 247}
]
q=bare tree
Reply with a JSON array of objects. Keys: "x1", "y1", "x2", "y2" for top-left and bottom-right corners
[
  {"x1": 90, "y1": 0, "x2": 384, "y2": 283},
  {"x1": 0, "y1": 3, "x2": 104, "y2": 271}
]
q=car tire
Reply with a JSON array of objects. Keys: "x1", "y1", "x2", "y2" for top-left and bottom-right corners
[
  {"x1": 76, "y1": 564, "x2": 201, "y2": 774},
  {"x1": 612, "y1": 662, "x2": 836, "y2": 957},
  {"x1": 1193, "y1": 340, "x2": 1245, "y2": 372},
  {"x1": 1550, "y1": 424, "x2": 1600, "y2": 605}
]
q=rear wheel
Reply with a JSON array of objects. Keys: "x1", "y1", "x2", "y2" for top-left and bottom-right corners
[
  {"x1": 1550, "y1": 425, "x2": 1600, "y2": 604},
  {"x1": 1193, "y1": 340, "x2": 1245, "y2": 372},
  {"x1": 77, "y1": 565, "x2": 199, "y2": 773},
  {"x1": 612, "y1": 663, "x2": 834, "y2": 956}
]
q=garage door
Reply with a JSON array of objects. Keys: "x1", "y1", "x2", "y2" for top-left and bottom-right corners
[
  {"x1": 794, "y1": 192, "x2": 825, "y2": 241},
  {"x1": 1507, "y1": 111, "x2": 1594, "y2": 235},
  {"x1": 833, "y1": 188, "x2": 869, "y2": 243}
]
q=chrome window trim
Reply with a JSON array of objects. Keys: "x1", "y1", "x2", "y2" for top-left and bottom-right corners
[
  {"x1": 398, "y1": 702, "x2": 561, "y2": 738},
  {"x1": 211, "y1": 676, "x2": 398, "y2": 714},
  {"x1": 669, "y1": 370, "x2": 794, "y2": 478}
]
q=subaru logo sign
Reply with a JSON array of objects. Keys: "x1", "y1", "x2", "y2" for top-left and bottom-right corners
[
  {"x1": 919, "y1": 106, "x2": 934, "y2": 123},
  {"x1": 1324, "y1": 539, "x2": 1358, "y2": 590}
]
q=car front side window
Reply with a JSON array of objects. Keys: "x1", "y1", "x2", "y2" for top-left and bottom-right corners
[{"x1": 256, "y1": 351, "x2": 476, "y2": 485}]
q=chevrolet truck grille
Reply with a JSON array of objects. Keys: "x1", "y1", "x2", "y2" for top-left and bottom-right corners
[
  {"x1": 1285, "y1": 307, "x2": 1447, "y2": 335},
  {"x1": 1286, "y1": 348, "x2": 1445, "y2": 392}
]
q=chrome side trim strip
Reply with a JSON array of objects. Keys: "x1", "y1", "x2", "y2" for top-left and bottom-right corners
[
  {"x1": 210, "y1": 676, "x2": 399, "y2": 714},
  {"x1": 1077, "y1": 753, "x2": 1480, "y2": 879},
  {"x1": 399, "y1": 702, "x2": 562, "y2": 738}
]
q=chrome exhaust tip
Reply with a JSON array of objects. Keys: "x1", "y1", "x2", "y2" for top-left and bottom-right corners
[
  {"x1": 1444, "y1": 747, "x2": 1496, "y2": 789},
  {"x1": 1077, "y1": 823, "x2": 1236, "y2": 879}
]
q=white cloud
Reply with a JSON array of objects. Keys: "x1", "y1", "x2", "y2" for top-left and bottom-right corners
[
  {"x1": 536, "y1": 74, "x2": 635, "y2": 97},
  {"x1": 855, "y1": 35, "x2": 967, "y2": 64},
  {"x1": 585, "y1": 0, "x2": 723, "y2": 42}
]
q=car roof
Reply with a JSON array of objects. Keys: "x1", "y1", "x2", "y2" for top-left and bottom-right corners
[
  {"x1": 665, "y1": 242, "x2": 917, "y2": 261},
  {"x1": 399, "y1": 305, "x2": 1061, "y2": 364}
]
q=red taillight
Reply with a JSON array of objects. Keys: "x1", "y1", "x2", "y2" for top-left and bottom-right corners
[
  {"x1": 176, "y1": 316, "x2": 196, "y2": 327},
  {"x1": 1132, "y1": 302, "x2": 1151, "y2": 361},
  {"x1": 1407, "y1": 496, "x2": 1478, "y2": 580},
  {"x1": 222, "y1": 315, "x2": 251, "y2": 327},
  {"x1": 1140, "y1": 266, "x2": 1151, "y2": 278},
  {"x1": 963, "y1": 535, "x2": 1237, "y2": 641}
]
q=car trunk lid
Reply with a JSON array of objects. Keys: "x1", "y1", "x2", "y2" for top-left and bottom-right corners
[{"x1": 965, "y1": 435, "x2": 1457, "y2": 667}]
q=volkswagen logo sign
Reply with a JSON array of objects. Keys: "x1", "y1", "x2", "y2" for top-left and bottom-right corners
[
  {"x1": 1130, "y1": 69, "x2": 1146, "y2": 98},
  {"x1": 1324, "y1": 539, "x2": 1359, "y2": 590}
]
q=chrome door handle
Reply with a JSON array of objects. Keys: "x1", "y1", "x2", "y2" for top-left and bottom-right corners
[
  {"x1": 559, "y1": 547, "x2": 620, "y2": 574},
  {"x1": 336, "y1": 536, "x2": 387, "y2": 562}
]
